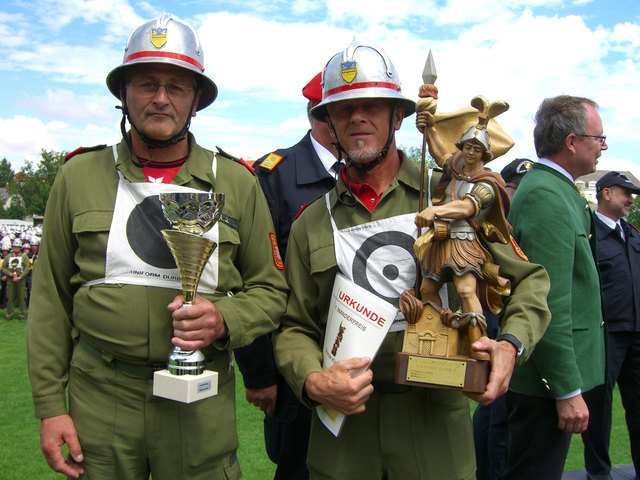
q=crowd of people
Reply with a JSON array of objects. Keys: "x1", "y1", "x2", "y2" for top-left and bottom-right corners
[
  {"x1": 0, "y1": 225, "x2": 40, "y2": 319},
  {"x1": 22, "y1": 12, "x2": 639, "y2": 480}
]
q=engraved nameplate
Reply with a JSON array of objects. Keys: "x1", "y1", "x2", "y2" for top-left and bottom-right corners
[{"x1": 405, "y1": 356, "x2": 466, "y2": 387}]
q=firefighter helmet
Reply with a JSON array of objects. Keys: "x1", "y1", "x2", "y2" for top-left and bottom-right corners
[
  {"x1": 106, "y1": 13, "x2": 217, "y2": 111},
  {"x1": 311, "y1": 37, "x2": 415, "y2": 120}
]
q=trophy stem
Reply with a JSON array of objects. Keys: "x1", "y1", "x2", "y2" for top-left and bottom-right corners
[
  {"x1": 168, "y1": 346, "x2": 206, "y2": 375},
  {"x1": 183, "y1": 292, "x2": 195, "y2": 306}
]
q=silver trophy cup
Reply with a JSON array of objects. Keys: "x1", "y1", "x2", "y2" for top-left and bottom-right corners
[{"x1": 159, "y1": 192, "x2": 224, "y2": 376}]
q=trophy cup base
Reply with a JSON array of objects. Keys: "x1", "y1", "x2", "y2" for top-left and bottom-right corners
[
  {"x1": 394, "y1": 352, "x2": 488, "y2": 393},
  {"x1": 153, "y1": 369, "x2": 219, "y2": 403}
]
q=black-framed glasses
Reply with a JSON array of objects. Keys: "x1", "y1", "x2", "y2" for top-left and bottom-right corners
[
  {"x1": 126, "y1": 80, "x2": 195, "y2": 99},
  {"x1": 577, "y1": 134, "x2": 607, "y2": 146}
]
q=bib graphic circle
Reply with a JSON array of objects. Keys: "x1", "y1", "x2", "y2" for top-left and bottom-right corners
[
  {"x1": 352, "y1": 231, "x2": 416, "y2": 305},
  {"x1": 126, "y1": 196, "x2": 176, "y2": 269}
]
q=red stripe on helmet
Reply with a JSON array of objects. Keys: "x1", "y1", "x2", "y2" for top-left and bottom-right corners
[
  {"x1": 125, "y1": 51, "x2": 205, "y2": 72},
  {"x1": 325, "y1": 81, "x2": 400, "y2": 98}
]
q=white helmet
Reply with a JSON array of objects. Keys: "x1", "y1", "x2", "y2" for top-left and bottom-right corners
[
  {"x1": 311, "y1": 37, "x2": 415, "y2": 120},
  {"x1": 12, "y1": 238, "x2": 22, "y2": 248},
  {"x1": 106, "y1": 14, "x2": 217, "y2": 111}
]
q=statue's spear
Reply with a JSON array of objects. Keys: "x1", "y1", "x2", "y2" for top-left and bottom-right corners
[
  {"x1": 418, "y1": 50, "x2": 437, "y2": 214},
  {"x1": 414, "y1": 50, "x2": 437, "y2": 296}
]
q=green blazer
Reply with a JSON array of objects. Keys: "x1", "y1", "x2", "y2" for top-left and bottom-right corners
[{"x1": 508, "y1": 162, "x2": 605, "y2": 398}]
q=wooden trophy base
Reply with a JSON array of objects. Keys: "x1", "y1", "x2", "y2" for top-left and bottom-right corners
[{"x1": 395, "y1": 351, "x2": 489, "y2": 393}]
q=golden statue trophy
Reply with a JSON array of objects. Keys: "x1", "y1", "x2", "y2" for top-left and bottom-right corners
[
  {"x1": 395, "y1": 52, "x2": 513, "y2": 394},
  {"x1": 153, "y1": 192, "x2": 225, "y2": 403}
]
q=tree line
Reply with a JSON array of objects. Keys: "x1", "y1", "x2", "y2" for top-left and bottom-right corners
[
  {"x1": 1, "y1": 148, "x2": 639, "y2": 228},
  {"x1": 0, "y1": 150, "x2": 65, "y2": 219}
]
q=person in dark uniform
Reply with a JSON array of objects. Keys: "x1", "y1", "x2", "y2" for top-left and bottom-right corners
[
  {"x1": 582, "y1": 171, "x2": 640, "y2": 480},
  {"x1": 473, "y1": 157, "x2": 533, "y2": 480},
  {"x1": 234, "y1": 72, "x2": 339, "y2": 480}
]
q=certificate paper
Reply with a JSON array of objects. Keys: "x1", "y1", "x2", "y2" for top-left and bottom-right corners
[{"x1": 318, "y1": 273, "x2": 399, "y2": 436}]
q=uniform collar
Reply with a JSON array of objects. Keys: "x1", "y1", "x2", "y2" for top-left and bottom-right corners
[
  {"x1": 309, "y1": 131, "x2": 340, "y2": 177},
  {"x1": 594, "y1": 213, "x2": 626, "y2": 241},
  {"x1": 296, "y1": 131, "x2": 337, "y2": 185},
  {"x1": 532, "y1": 161, "x2": 580, "y2": 192},
  {"x1": 328, "y1": 150, "x2": 418, "y2": 210},
  {"x1": 536, "y1": 158, "x2": 575, "y2": 181},
  {"x1": 115, "y1": 132, "x2": 215, "y2": 189},
  {"x1": 594, "y1": 210, "x2": 618, "y2": 230}
]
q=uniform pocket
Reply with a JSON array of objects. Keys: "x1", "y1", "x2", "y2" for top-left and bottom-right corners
[
  {"x1": 72, "y1": 210, "x2": 113, "y2": 233},
  {"x1": 69, "y1": 344, "x2": 117, "y2": 462},
  {"x1": 179, "y1": 375, "x2": 239, "y2": 473}
]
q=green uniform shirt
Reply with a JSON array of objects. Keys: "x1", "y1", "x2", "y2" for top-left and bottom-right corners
[
  {"x1": 274, "y1": 156, "x2": 552, "y2": 404},
  {"x1": 28, "y1": 134, "x2": 288, "y2": 419}
]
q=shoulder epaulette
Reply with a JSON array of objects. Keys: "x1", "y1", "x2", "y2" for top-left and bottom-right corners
[
  {"x1": 259, "y1": 152, "x2": 284, "y2": 172},
  {"x1": 294, "y1": 203, "x2": 310, "y2": 221},
  {"x1": 65, "y1": 145, "x2": 108, "y2": 163},
  {"x1": 216, "y1": 146, "x2": 255, "y2": 174},
  {"x1": 629, "y1": 222, "x2": 639, "y2": 234}
]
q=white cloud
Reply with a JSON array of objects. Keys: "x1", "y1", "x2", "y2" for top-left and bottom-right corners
[
  {"x1": 0, "y1": 115, "x2": 119, "y2": 170},
  {"x1": 0, "y1": 116, "x2": 62, "y2": 168},
  {"x1": 0, "y1": 0, "x2": 638, "y2": 177},
  {"x1": 16, "y1": 89, "x2": 119, "y2": 123},
  {"x1": 290, "y1": 0, "x2": 324, "y2": 15},
  {"x1": 325, "y1": 0, "x2": 439, "y2": 27},
  {"x1": 390, "y1": 8, "x2": 640, "y2": 177},
  {"x1": 26, "y1": 0, "x2": 143, "y2": 37},
  {"x1": 196, "y1": 12, "x2": 351, "y2": 100},
  {"x1": 610, "y1": 22, "x2": 640, "y2": 50}
]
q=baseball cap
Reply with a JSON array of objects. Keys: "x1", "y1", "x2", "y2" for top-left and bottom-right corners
[
  {"x1": 302, "y1": 72, "x2": 322, "y2": 103},
  {"x1": 500, "y1": 159, "x2": 533, "y2": 184},
  {"x1": 595, "y1": 171, "x2": 640, "y2": 194}
]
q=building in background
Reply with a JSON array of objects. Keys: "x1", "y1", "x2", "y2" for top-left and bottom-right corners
[{"x1": 577, "y1": 171, "x2": 640, "y2": 204}]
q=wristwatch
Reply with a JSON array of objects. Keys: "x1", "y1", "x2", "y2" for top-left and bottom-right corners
[{"x1": 497, "y1": 333, "x2": 524, "y2": 359}]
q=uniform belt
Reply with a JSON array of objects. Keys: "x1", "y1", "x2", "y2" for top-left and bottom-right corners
[
  {"x1": 77, "y1": 337, "x2": 165, "y2": 380},
  {"x1": 372, "y1": 381, "x2": 412, "y2": 394}
]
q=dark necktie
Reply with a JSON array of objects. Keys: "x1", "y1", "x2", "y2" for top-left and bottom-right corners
[{"x1": 615, "y1": 223, "x2": 625, "y2": 241}]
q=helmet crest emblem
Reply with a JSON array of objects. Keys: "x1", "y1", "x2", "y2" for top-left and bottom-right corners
[
  {"x1": 150, "y1": 27, "x2": 167, "y2": 48},
  {"x1": 341, "y1": 60, "x2": 357, "y2": 83}
]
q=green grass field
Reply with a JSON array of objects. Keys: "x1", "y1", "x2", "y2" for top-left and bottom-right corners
[{"x1": 1, "y1": 316, "x2": 631, "y2": 479}]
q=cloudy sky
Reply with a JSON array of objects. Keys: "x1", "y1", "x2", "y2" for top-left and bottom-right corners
[{"x1": 1, "y1": 0, "x2": 638, "y2": 178}]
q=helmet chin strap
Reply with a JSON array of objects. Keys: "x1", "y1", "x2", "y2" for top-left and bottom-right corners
[
  {"x1": 117, "y1": 87, "x2": 199, "y2": 166},
  {"x1": 329, "y1": 100, "x2": 398, "y2": 174},
  {"x1": 328, "y1": 101, "x2": 399, "y2": 206}
]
